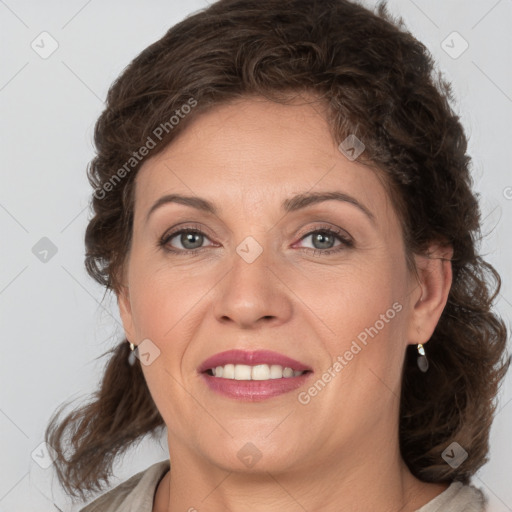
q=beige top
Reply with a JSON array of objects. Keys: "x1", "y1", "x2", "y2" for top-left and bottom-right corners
[{"x1": 79, "y1": 460, "x2": 487, "y2": 512}]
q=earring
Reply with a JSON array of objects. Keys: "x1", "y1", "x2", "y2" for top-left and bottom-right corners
[
  {"x1": 417, "y1": 343, "x2": 429, "y2": 372},
  {"x1": 128, "y1": 342, "x2": 137, "y2": 366}
]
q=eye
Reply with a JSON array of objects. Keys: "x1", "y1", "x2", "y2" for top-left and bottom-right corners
[
  {"x1": 158, "y1": 224, "x2": 353, "y2": 256},
  {"x1": 159, "y1": 227, "x2": 215, "y2": 253},
  {"x1": 296, "y1": 226, "x2": 354, "y2": 254}
]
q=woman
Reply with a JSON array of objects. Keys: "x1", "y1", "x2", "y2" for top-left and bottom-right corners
[{"x1": 44, "y1": 0, "x2": 510, "y2": 510}]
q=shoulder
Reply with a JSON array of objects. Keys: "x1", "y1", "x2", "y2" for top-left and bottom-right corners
[
  {"x1": 416, "y1": 481, "x2": 487, "y2": 512},
  {"x1": 79, "y1": 460, "x2": 170, "y2": 512}
]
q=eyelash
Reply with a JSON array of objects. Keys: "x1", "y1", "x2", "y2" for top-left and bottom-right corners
[{"x1": 158, "y1": 224, "x2": 354, "y2": 256}]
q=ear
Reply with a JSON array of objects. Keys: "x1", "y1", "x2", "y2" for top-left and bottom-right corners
[
  {"x1": 117, "y1": 284, "x2": 136, "y2": 343},
  {"x1": 407, "y1": 244, "x2": 453, "y2": 346}
]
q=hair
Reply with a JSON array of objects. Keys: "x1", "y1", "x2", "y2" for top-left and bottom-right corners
[{"x1": 45, "y1": 0, "x2": 510, "y2": 502}]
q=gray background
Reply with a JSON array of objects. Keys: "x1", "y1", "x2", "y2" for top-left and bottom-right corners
[{"x1": 1, "y1": 0, "x2": 511, "y2": 510}]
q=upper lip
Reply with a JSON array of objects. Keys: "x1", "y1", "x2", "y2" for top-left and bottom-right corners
[{"x1": 198, "y1": 349, "x2": 312, "y2": 373}]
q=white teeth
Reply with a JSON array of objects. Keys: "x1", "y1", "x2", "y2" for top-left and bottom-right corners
[
  {"x1": 282, "y1": 367, "x2": 294, "y2": 378},
  {"x1": 252, "y1": 364, "x2": 270, "y2": 380},
  {"x1": 234, "y1": 364, "x2": 252, "y2": 380},
  {"x1": 270, "y1": 364, "x2": 283, "y2": 379},
  {"x1": 209, "y1": 363, "x2": 305, "y2": 380},
  {"x1": 223, "y1": 363, "x2": 235, "y2": 379}
]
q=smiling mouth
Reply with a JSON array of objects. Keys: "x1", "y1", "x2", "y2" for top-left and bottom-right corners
[{"x1": 205, "y1": 363, "x2": 310, "y2": 380}]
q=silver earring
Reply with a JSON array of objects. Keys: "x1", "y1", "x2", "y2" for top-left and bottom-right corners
[
  {"x1": 417, "y1": 343, "x2": 429, "y2": 372},
  {"x1": 128, "y1": 342, "x2": 137, "y2": 366}
]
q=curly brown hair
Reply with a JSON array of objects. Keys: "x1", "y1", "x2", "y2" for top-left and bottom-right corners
[{"x1": 45, "y1": 0, "x2": 510, "y2": 502}]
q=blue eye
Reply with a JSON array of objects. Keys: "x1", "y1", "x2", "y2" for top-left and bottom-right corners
[
  {"x1": 296, "y1": 227, "x2": 354, "y2": 254},
  {"x1": 159, "y1": 225, "x2": 353, "y2": 255},
  {"x1": 160, "y1": 228, "x2": 214, "y2": 252}
]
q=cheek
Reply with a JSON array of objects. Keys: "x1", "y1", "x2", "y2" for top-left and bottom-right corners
[
  {"x1": 293, "y1": 253, "x2": 408, "y2": 336},
  {"x1": 292, "y1": 253, "x2": 410, "y2": 395},
  {"x1": 126, "y1": 255, "x2": 215, "y2": 343}
]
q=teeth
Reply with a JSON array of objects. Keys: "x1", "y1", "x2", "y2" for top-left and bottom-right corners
[
  {"x1": 234, "y1": 364, "x2": 252, "y2": 380},
  {"x1": 270, "y1": 364, "x2": 283, "y2": 379},
  {"x1": 210, "y1": 363, "x2": 305, "y2": 380},
  {"x1": 283, "y1": 367, "x2": 294, "y2": 378},
  {"x1": 252, "y1": 364, "x2": 270, "y2": 380},
  {"x1": 222, "y1": 364, "x2": 235, "y2": 379}
]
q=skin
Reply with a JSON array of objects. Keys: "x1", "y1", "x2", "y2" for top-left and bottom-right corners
[{"x1": 118, "y1": 96, "x2": 453, "y2": 512}]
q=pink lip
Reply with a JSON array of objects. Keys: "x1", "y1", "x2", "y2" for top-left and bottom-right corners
[
  {"x1": 198, "y1": 350, "x2": 313, "y2": 402},
  {"x1": 198, "y1": 349, "x2": 312, "y2": 373},
  {"x1": 201, "y1": 373, "x2": 312, "y2": 401}
]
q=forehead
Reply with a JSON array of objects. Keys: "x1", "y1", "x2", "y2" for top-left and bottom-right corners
[{"x1": 133, "y1": 98, "x2": 394, "y2": 223}]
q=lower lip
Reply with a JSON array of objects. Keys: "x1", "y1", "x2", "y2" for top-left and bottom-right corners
[{"x1": 201, "y1": 372, "x2": 312, "y2": 401}]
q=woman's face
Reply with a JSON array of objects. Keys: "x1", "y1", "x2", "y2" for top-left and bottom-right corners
[{"x1": 118, "y1": 97, "x2": 442, "y2": 476}]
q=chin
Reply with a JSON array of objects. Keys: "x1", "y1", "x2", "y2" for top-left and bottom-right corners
[{"x1": 200, "y1": 434, "x2": 306, "y2": 475}]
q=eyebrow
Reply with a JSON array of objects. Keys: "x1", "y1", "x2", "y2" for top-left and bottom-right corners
[{"x1": 145, "y1": 191, "x2": 375, "y2": 223}]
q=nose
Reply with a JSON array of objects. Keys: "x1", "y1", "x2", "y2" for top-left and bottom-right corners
[{"x1": 213, "y1": 244, "x2": 293, "y2": 329}]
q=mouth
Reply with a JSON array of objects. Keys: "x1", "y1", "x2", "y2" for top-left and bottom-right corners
[
  {"x1": 198, "y1": 349, "x2": 313, "y2": 401},
  {"x1": 206, "y1": 364, "x2": 307, "y2": 379}
]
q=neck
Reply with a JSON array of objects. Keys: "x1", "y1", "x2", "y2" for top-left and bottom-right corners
[{"x1": 154, "y1": 434, "x2": 448, "y2": 512}]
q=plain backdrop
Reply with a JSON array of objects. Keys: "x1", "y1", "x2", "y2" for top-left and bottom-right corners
[{"x1": 1, "y1": 0, "x2": 511, "y2": 510}]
